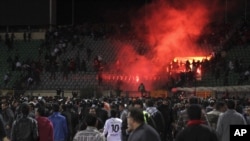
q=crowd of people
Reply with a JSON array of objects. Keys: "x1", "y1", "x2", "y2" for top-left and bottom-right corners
[
  {"x1": 0, "y1": 92, "x2": 250, "y2": 141},
  {"x1": 1, "y1": 20, "x2": 250, "y2": 91},
  {"x1": 1, "y1": 24, "x2": 129, "y2": 90}
]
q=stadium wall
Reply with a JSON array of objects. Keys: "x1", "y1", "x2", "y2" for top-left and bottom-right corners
[{"x1": 0, "y1": 32, "x2": 45, "y2": 40}]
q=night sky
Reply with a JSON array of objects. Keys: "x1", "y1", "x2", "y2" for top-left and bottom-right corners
[
  {"x1": 0, "y1": 0, "x2": 248, "y2": 25},
  {"x1": 57, "y1": 0, "x2": 149, "y2": 24},
  {"x1": 57, "y1": 0, "x2": 248, "y2": 25}
]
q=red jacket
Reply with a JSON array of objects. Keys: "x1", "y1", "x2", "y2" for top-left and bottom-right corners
[{"x1": 36, "y1": 116, "x2": 54, "y2": 141}]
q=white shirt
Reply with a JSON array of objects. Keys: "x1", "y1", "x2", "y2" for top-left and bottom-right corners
[
  {"x1": 16, "y1": 61, "x2": 21, "y2": 68},
  {"x1": 103, "y1": 117, "x2": 122, "y2": 141}
]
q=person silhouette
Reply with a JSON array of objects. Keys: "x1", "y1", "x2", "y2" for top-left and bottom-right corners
[{"x1": 138, "y1": 83, "x2": 146, "y2": 97}]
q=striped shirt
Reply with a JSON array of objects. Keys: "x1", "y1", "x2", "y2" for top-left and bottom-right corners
[{"x1": 73, "y1": 126, "x2": 105, "y2": 141}]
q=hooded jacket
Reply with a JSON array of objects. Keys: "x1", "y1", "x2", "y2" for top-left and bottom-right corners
[{"x1": 11, "y1": 115, "x2": 38, "y2": 141}]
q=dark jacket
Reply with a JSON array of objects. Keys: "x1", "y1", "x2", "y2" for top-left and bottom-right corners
[
  {"x1": 97, "y1": 108, "x2": 108, "y2": 126},
  {"x1": 146, "y1": 107, "x2": 165, "y2": 141},
  {"x1": 128, "y1": 123, "x2": 161, "y2": 141},
  {"x1": 0, "y1": 114, "x2": 6, "y2": 139},
  {"x1": 2, "y1": 107, "x2": 14, "y2": 133},
  {"x1": 11, "y1": 115, "x2": 39, "y2": 141},
  {"x1": 175, "y1": 124, "x2": 218, "y2": 141}
]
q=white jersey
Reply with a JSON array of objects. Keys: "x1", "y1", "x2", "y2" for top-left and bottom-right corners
[{"x1": 103, "y1": 117, "x2": 122, "y2": 141}]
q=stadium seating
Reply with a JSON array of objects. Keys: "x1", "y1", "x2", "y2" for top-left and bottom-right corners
[{"x1": 1, "y1": 34, "x2": 250, "y2": 91}]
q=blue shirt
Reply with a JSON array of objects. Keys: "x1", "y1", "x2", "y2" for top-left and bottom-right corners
[{"x1": 49, "y1": 112, "x2": 68, "y2": 141}]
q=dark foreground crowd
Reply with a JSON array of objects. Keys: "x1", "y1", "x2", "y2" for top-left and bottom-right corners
[{"x1": 0, "y1": 94, "x2": 250, "y2": 141}]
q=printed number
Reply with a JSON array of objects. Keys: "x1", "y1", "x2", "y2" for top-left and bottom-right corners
[{"x1": 111, "y1": 124, "x2": 119, "y2": 132}]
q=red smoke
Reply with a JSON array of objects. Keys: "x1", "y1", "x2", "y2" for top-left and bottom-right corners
[
  {"x1": 107, "y1": 0, "x2": 223, "y2": 91},
  {"x1": 134, "y1": 0, "x2": 213, "y2": 57}
]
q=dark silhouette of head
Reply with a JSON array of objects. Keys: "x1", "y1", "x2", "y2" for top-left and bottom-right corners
[
  {"x1": 52, "y1": 103, "x2": 60, "y2": 112},
  {"x1": 146, "y1": 99, "x2": 154, "y2": 107},
  {"x1": 133, "y1": 100, "x2": 144, "y2": 109},
  {"x1": 128, "y1": 107, "x2": 144, "y2": 124},
  {"x1": 215, "y1": 101, "x2": 226, "y2": 111},
  {"x1": 226, "y1": 99, "x2": 235, "y2": 109},
  {"x1": 187, "y1": 104, "x2": 202, "y2": 120},
  {"x1": 189, "y1": 96, "x2": 199, "y2": 104},
  {"x1": 37, "y1": 106, "x2": 46, "y2": 117},
  {"x1": 84, "y1": 114, "x2": 97, "y2": 127},
  {"x1": 110, "y1": 109, "x2": 117, "y2": 118},
  {"x1": 21, "y1": 102, "x2": 30, "y2": 116}
]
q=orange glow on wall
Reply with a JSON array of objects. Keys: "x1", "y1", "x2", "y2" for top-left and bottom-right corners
[{"x1": 173, "y1": 55, "x2": 212, "y2": 63}]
